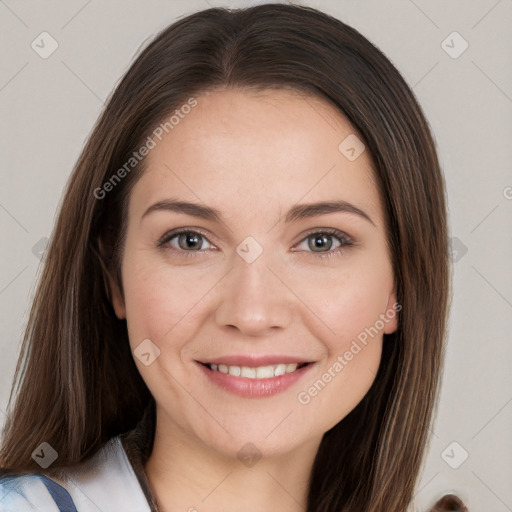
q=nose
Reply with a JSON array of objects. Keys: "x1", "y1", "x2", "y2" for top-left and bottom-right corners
[{"x1": 214, "y1": 252, "x2": 294, "y2": 337}]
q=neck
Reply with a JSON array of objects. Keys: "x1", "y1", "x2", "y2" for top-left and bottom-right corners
[{"x1": 145, "y1": 412, "x2": 321, "y2": 512}]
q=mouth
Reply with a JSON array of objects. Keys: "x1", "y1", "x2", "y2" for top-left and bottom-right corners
[
  {"x1": 196, "y1": 358, "x2": 315, "y2": 398},
  {"x1": 200, "y1": 361, "x2": 311, "y2": 379}
]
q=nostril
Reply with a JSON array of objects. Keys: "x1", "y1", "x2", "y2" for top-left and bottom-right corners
[{"x1": 431, "y1": 494, "x2": 468, "y2": 512}]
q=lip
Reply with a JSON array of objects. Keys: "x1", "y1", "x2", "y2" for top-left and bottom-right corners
[
  {"x1": 199, "y1": 354, "x2": 310, "y2": 367},
  {"x1": 196, "y1": 360, "x2": 315, "y2": 398}
]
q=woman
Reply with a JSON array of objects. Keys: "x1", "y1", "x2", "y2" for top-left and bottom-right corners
[{"x1": 0, "y1": 3, "x2": 467, "y2": 511}]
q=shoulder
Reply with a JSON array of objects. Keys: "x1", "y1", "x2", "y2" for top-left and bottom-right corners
[
  {"x1": 1, "y1": 473, "x2": 63, "y2": 511},
  {"x1": 1, "y1": 436, "x2": 152, "y2": 512}
]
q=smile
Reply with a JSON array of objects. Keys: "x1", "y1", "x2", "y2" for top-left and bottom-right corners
[
  {"x1": 206, "y1": 362, "x2": 308, "y2": 379},
  {"x1": 197, "y1": 359, "x2": 314, "y2": 398}
]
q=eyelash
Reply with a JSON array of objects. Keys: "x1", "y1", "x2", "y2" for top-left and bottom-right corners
[{"x1": 157, "y1": 227, "x2": 354, "y2": 261}]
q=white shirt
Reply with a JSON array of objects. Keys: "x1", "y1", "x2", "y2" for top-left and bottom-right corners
[{"x1": 0, "y1": 436, "x2": 152, "y2": 512}]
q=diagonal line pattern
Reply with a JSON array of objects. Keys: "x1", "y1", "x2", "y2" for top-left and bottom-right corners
[
  {"x1": 265, "y1": 410, "x2": 294, "y2": 438},
  {"x1": 471, "y1": 266, "x2": 512, "y2": 309},
  {"x1": 265, "y1": 470, "x2": 306, "y2": 509},
  {"x1": 470, "y1": 204, "x2": 499, "y2": 233},
  {"x1": 0, "y1": 62, "x2": 29, "y2": 92},
  {"x1": 0, "y1": 0, "x2": 29, "y2": 28},
  {"x1": 0, "y1": 266, "x2": 28, "y2": 296},
  {"x1": 472, "y1": 60, "x2": 512, "y2": 103},
  {"x1": 0, "y1": 202, "x2": 29, "y2": 233},
  {"x1": 471, "y1": 470, "x2": 512, "y2": 510},
  {"x1": 61, "y1": 61, "x2": 105, "y2": 104},
  {"x1": 427, "y1": 425, "x2": 439, "y2": 439},
  {"x1": 303, "y1": 95, "x2": 338, "y2": 132},
  {"x1": 471, "y1": 396, "x2": 512, "y2": 439},
  {"x1": 413, "y1": 471, "x2": 440, "y2": 497},
  {"x1": 61, "y1": 0, "x2": 92, "y2": 29},
  {"x1": 408, "y1": 0, "x2": 439, "y2": 28},
  {"x1": 201, "y1": 471, "x2": 233, "y2": 502},
  {"x1": 413, "y1": 62, "x2": 439, "y2": 89},
  {"x1": 472, "y1": 0, "x2": 502, "y2": 29}
]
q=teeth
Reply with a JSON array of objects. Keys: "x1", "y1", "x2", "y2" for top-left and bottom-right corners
[
  {"x1": 208, "y1": 362, "x2": 302, "y2": 379},
  {"x1": 241, "y1": 366, "x2": 256, "y2": 378},
  {"x1": 256, "y1": 366, "x2": 274, "y2": 379},
  {"x1": 228, "y1": 365, "x2": 241, "y2": 377},
  {"x1": 274, "y1": 364, "x2": 287, "y2": 376}
]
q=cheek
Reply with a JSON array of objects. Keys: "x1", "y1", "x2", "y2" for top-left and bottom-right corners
[
  {"x1": 119, "y1": 250, "x2": 214, "y2": 397},
  {"x1": 120, "y1": 250, "x2": 193, "y2": 346},
  {"x1": 290, "y1": 256, "x2": 392, "y2": 419},
  {"x1": 294, "y1": 269, "x2": 388, "y2": 427},
  {"x1": 120, "y1": 247, "x2": 225, "y2": 361},
  {"x1": 298, "y1": 338, "x2": 383, "y2": 434},
  {"x1": 291, "y1": 257, "x2": 394, "y2": 350}
]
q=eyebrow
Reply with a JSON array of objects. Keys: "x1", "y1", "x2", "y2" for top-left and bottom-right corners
[{"x1": 141, "y1": 198, "x2": 375, "y2": 226}]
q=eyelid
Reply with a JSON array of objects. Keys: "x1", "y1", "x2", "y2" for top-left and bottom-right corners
[
  {"x1": 158, "y1": 226, "x2": 355, "y2": 259},
  {"x1": 294, "y1": 227, "x2": 354, "y2": 245},
  {"x1": 157, "y1": 227, "x2": 217, "y2": 251}
]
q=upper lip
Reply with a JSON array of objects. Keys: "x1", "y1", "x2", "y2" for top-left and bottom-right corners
[{"x1": 198, "y1": 355, "x2": 312, "y2": 367}]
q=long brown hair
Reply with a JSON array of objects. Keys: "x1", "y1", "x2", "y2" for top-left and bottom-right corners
[{"x1": 1, "y1": 4, "x2": 456, "y2": 511}]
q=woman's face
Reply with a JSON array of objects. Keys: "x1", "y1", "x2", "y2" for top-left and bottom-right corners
[{"x1": 111, "y1": 88, "x2": 398, "y2": 459}]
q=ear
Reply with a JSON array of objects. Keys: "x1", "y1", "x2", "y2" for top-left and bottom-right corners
[
  {"x1": 107, "y1": 270, "x2": 126, "y2": 320},
  {"x1": 97, "y1": 238, "x2": 126, "y2": 320},
  {"x1": 383, "y1": 286, "x2": 399, "y2": 335}
]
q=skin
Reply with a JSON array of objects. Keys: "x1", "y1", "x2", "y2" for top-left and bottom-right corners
[{"x1": 110, "y1": 88, "x2": 398, "y2": 512}]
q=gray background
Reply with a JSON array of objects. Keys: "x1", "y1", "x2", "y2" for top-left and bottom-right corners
[{"x1": 1, "y1": 0, "x2": 511, "y2": 510}]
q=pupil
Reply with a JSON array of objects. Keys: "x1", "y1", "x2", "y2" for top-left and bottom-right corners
[
  {"x1": 309, "y1": 234, "x2": 332, "y2": 252},
  {"x1": 180, "y1": 233, "x2": 201, "y2": 250}
]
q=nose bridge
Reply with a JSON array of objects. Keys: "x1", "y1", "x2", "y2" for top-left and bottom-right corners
[{"x1": 214, "y1": 243, "x2": 293, "y2": 335}]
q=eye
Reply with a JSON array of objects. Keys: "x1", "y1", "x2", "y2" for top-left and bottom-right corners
[
  {"x1": 158, "y1": 228, "x2": 214, "y2": 256},
  {"x1": 293, "y1": 229, "x2": 354, "y2": 259},
  {"x1": 158, "y1": 227, "x2": 354, "y2": 260}
]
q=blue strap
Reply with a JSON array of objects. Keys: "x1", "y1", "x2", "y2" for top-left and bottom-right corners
[{"x1": 39, "y1": 475, "x2": 78, "y2": 512}]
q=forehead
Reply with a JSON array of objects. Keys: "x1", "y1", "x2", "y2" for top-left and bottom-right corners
[{"x1": 129, "y1": 87, "x2": 383, "y2": 227}]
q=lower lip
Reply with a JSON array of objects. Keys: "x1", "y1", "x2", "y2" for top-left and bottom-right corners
[{"x1": 197, "y1": 362, "x2": 314, "y2": 398}]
